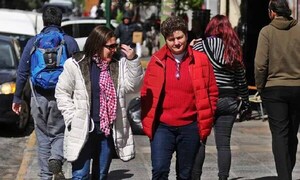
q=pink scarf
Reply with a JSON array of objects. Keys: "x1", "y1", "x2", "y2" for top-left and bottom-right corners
[{"x1": 93, "y1": 55, "x2": 117, "y2": 136}]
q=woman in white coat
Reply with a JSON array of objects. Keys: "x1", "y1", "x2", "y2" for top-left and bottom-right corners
[{"x1": 55, "y1": 26, "x2": 143, "y2": 179}]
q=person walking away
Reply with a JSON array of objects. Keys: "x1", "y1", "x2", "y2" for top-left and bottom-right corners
[
  {"x1": 12, "y1": 6, "x2": 79, "y2": 180},
  {"x1": 141, "y1": 16, "x2": 218, "y2": 180},
  {"x1": 192, "y1": 14, "x2": 250, "y2": 180},
  {"x1": 114, "y1": 11, "x2": 144, "y2": 57},
  {"x1": 55, "y1": 26, "x2": 144, "y2": 179},
  {"x1": 255, "y1": 0, "x2": 300, "y2": 179}
]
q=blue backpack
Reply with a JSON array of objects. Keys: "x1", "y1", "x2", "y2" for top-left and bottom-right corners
[{"x1": 30, "y1": 31, "x2": 67, "y2": 89}]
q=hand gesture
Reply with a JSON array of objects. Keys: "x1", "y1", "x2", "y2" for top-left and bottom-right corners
[
  {"x1": 190, "y1": 38, "x2": 202, "y2": 46},
  {"x1": 120, "y1": 44, "x2": 137, "y2": 60}
]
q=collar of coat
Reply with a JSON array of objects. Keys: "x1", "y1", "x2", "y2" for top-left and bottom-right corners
[
  {"x1": 153, "y1": 45, "x2": 195, "y2": 64},
  {"x1": 71, "y1": 51, "x2": 119, "y2": 99}
]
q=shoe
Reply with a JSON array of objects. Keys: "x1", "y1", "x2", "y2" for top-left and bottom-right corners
[
  {"x1": 48, "y1": 159, "x2": 62, "y2": 175},
  {"x1": 219, "y1": 176, "x2": 228, "y2": 180},
  {"x1": 53, "y1": 171, "x2": 66, "y2": 180}
]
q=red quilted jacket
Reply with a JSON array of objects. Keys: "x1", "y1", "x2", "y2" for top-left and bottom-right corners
[{"x1": 141, "y1": 45, "x2": 218, "y2": 140}]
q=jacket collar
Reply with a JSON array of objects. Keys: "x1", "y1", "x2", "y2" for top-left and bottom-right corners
[
  {"x1": 270, "y1": 16, "x2": 297, "y2": 30},
  {"x1": 72, "y1": 52, "x2": 119, "y2": 93},
  {"x1": 154, "y1": 45, "x2": 194, "y2": 64},
  {"x1": 41, "y1": 25, "x2": 63, "y2": 33}
]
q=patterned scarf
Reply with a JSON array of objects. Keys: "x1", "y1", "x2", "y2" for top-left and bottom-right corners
[{"x1": 92, "y1": 55, "x2": 117, "y2": 136}]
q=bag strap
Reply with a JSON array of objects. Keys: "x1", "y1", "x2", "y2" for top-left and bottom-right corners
[
  {"x1": 54, "y1": 31, "x2": 65, "y2": 66},
  {"x1": 29, "y1": 79, "x2": 43, "y2": 115},
  {"x1": 30, "y1": 34, "x2": 42, "y2": 55}
]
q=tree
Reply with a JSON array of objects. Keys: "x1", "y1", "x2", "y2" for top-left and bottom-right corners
[
  {"x1": 128, "y1": 0, "x2": 204, "y2": 48},
  {"x1": 187, "y1": 0, "x2": 204, "y2": 10},
  {"x1": 159, "y1": 0, "x2": 175, "y2": 48}
]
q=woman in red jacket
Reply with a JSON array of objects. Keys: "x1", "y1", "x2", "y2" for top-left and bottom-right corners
[{"x1": 141, "y1": 16, "x2": 218, "y2": 180}]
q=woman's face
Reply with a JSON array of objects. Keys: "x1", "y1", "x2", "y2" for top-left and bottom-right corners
[
  {"x1": 165, "y1": 30, "x2": 187, "y2": 55},
  {"x1": 101, "y1": 37, "x2": 117, "y2": 63}
]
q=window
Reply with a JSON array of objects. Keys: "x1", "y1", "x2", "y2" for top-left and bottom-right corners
[{"x1": 0, "y1": 42, "x2": 15, "y2": 69}]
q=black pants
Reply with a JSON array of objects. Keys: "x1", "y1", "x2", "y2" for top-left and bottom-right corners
[
  {"x1": 192, "y1": 97, "x2": 238, "y2": 179},
  {"x1": 262, "y1": 86, "x2": 300, "y2": 180}
]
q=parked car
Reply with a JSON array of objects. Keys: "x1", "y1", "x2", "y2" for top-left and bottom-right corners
[
  {"x1": 61, "y1": 18, "x2": 118, "y2": 50},
  {"x1": 0, "y1": 35, "x2": 31, "y2": 131},
  {"x1": 0, "y1": 8, "x2": 43, "y2": 51}
]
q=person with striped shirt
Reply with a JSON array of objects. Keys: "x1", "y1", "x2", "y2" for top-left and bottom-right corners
[{"x1": 192, "y1": 15, "x2": 250, "y2": 180}]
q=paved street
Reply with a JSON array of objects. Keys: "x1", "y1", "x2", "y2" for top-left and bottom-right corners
[{"x1": 18, "y1": 118, "x2": 300, "y2": 180}]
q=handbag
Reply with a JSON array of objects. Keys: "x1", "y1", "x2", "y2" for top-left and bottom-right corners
[{"x1": 236, "y1": 98, "x2": 252, "y2": 122}]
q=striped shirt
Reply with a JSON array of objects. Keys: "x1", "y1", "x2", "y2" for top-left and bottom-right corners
[{"x1": 193, "y1": 37, "x2": 249, "y2": 104}]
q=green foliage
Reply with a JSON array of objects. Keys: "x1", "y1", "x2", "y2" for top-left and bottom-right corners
[
  {"x1": 187, "y1": 0, "x2": 204, "y2": 10},
  {"x1": 115, "y1": 9, "x2": 123, "y2": 24},
  {"x1": 128, "y1": 0, "x2": 160, "y2": 6}
]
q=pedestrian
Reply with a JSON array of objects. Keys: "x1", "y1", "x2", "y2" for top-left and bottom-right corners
[
  {"x1": 254, "y1": 0, "x2": 300, "y2": 179},
  {"x1": 55, "y1": 26, "x2": 144, "y2": 179},
  {"x1": 141, "y1": 16, "x2": 218, "y2": 180},
  {"x1": 192, "y1": 14, "x2": 250, "y2": 180},
  {"x1": 114, "y1": 11, "x2": 144, "y2": 57},
  {"x1": 12, "y1": 6, "x2": 79, "y2": 179}
]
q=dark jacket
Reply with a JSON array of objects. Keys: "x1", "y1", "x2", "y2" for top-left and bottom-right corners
[
  {"x1": 114, "y1": 21, "x2": 143, "y2": 47},
  {"x1": 13, "y1": 25, "x2": 79, "y2": 103}
]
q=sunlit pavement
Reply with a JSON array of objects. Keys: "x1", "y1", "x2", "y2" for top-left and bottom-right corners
[
  {"x1": 18, "y1": 117, "x2": 300, "y2": 180},
  {"x1": 16, "y1": 55, "x2": 300, "y2": 180}
]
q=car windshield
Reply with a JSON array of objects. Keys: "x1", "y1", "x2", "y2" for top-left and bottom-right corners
[
  {"x1": 62, "y1": 23, "x2": 106, "y2": 38},
  {"x1": 61, "y1": 20, "x2": 116, "y2": 39},
  {"x1": 0, "y1": 32, "x2": 32, "y2": 52},
  {"x1": 0, "y1": 41, "x2": 15, "y2": 69}
]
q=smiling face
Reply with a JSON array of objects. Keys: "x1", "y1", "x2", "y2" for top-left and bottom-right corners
[
  {"x1": 101, "y1": 37, "x2": 117, "y2": 63},
  {"x1": 165, "y1": 30, "x2": 187, "y2": 55}
]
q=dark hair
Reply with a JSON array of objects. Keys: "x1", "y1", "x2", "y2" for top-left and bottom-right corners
[
  {"x1": 123, "y1": 11, "x2": 133, "y2": 19},
  {"x1": 269, "y1": 0, "x2": 292, "y2": 18},
  {"x1": 42, "y1": 6, "x2": 63, "y2": 26},
  {"x1": 204, "y1": 15, "x2": 243, "y2": 67},
  {"x1": 83, "y1": 26, "x2": 116, "y2": 58},
  {"x1": 160, "y1": 16, "x2": 188, "y2": 38}
]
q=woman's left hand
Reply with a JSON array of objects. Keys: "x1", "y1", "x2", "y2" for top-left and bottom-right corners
[{"x1": 120, "y1": 44, "x2": 137, "y2": 60}]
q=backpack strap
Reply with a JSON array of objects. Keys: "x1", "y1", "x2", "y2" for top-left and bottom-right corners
[
  {"x1": 30, "y1": 34, "x2": 43, "y2": 55},
  {"x1": 56, "y1": 44, "x2": 63, "y2": 66},
  {"x1": 29, "y1": 79, "x2": 43, "y2": 115},
  {"x1": 56, "y1": 32, "x2": 65, "y2": 66},
  {"x1": 30, "y1": 46, "x2": 36, "y2": 55}
]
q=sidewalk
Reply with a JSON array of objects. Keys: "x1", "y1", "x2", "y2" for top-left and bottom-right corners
[{"x1": 18, "y1": 119, "x2": 300, "y2": 180}]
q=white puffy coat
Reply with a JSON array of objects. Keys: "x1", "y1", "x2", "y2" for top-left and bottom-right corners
[{"x1": 55, "y1": 52, "x2": 143, "y2": 162}]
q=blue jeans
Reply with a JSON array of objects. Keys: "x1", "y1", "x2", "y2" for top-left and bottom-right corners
[
  {"x1": 30, "y1": 96, "x2": 65, "y2": 180},
  {"x1": 262, "y1": 86, "x2": 300, "y2": 180},
  {"x1": 151, "y1": 121, "x2": 200, "y2": 180},
  {"x1": 192, "y1": 97, "x2": 238, "y2": 179},
  {"x1": 72, "y1": 129, "x2": 113, "y2": 180}
]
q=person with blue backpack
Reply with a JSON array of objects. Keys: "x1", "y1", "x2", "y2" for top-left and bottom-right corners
[{"x1": 12, "y1": 6, "x2": 79, "y2": 179}]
